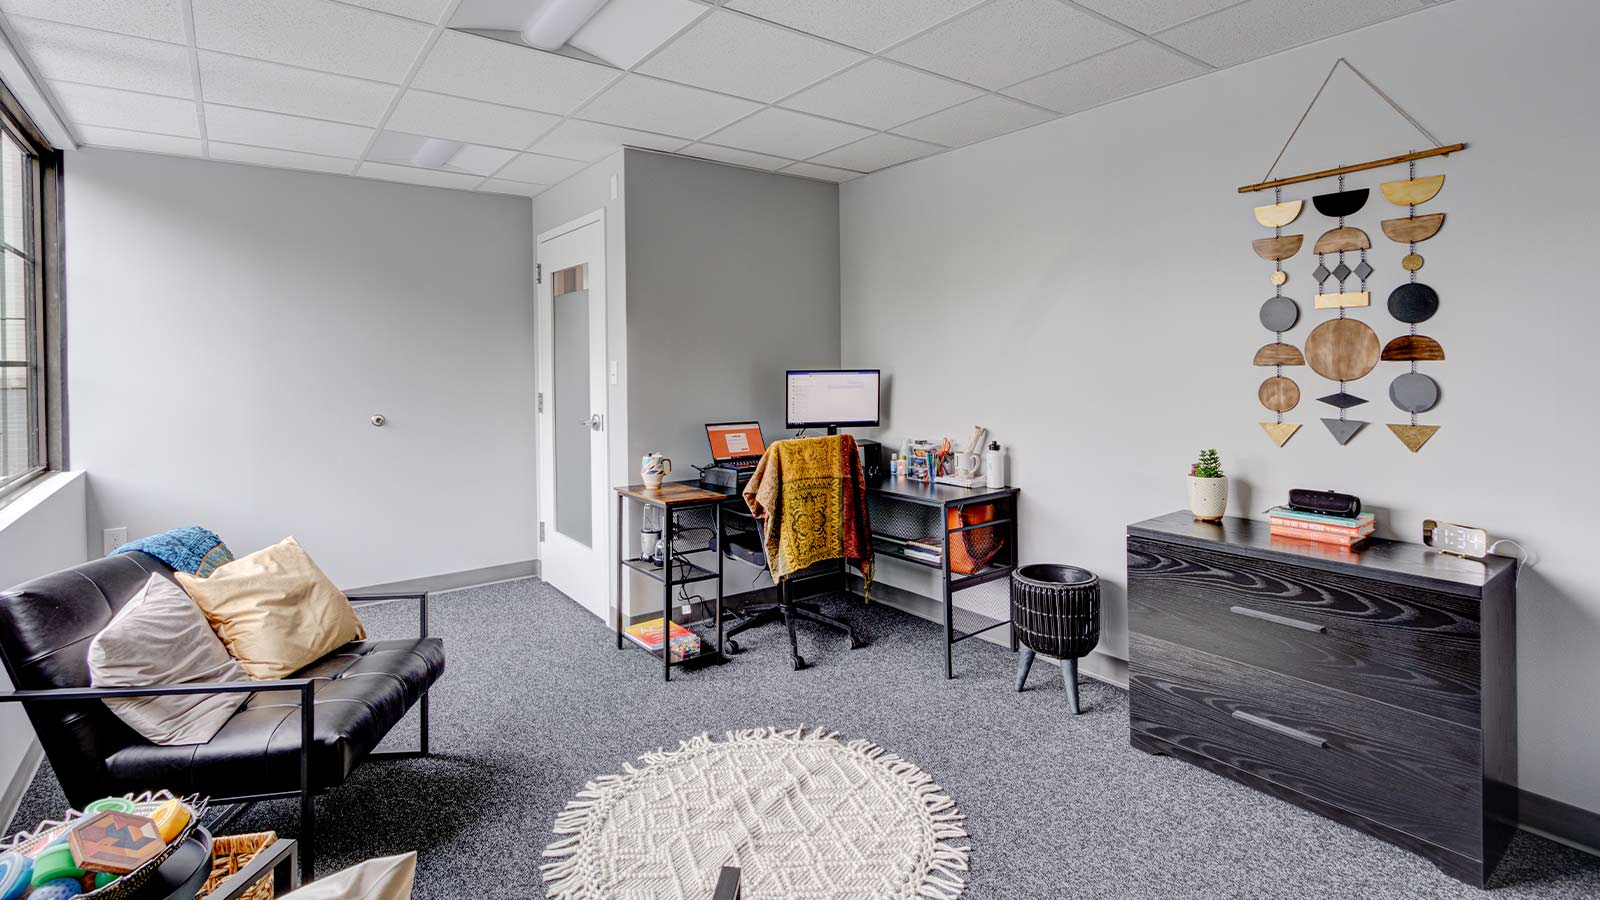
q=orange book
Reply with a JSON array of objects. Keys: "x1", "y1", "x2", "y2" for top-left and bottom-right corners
[{"x1": 1271, "y1": 525, "x2": 1367, "y2": 548}]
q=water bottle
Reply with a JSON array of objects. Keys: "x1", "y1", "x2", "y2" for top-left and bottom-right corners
[{"x1": 985, "y1": 442, "x2": 1006, "y2": 488}]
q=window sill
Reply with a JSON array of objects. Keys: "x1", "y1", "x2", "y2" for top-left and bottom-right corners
[{"x1": 0, "y1": 470, "x2": 84, "y2": 527}]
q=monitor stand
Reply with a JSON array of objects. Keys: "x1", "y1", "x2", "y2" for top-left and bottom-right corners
[{"x1": 826, "y1": 425, "x2": 839, "y2": 436}]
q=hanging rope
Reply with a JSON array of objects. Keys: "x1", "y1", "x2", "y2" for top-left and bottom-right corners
[{"x1": 1259, "y1": 58, "x2": 1445, "y2": 184}]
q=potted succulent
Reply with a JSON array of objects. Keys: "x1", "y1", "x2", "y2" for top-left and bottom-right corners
[{"x1": 1187, "y1": 449, "x2": 1228, "y2": 522}]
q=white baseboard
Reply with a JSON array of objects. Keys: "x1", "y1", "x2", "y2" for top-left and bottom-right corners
[{"x1": 0, "y1": 739, "x2": 43, "y2": 833}]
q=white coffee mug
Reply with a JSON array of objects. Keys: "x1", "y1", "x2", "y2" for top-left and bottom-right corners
[{"x1": 641, "y1": 452, "x2": 672, "y2": 489}]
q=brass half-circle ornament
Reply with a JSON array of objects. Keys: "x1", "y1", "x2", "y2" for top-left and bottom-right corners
[
  {"x1": 1252, "y1": 234, "x2": 1303, "y2": 261},
  {"x1": 1259, "y1": 376, "x2": 1300, "y2": 413},
  {"x1": 1254, "y1": 199, "x2": 1304, "y2": 228},
  {"x1": 1381, "y1": 213, "x2": 1445, "y2": 243},
  {"x1": 1381, "y1": 334, "x2": 1445, "y2": 361},
  {"x1": 1253, "y1": 342, "x2": 1305, "y2": 366},
  {"x1": 1313, "y1": 226, "x2": 1371, "y2": 254},
  {"x1": 1305, "y1": 318, "x2": 1381, "y2": 382},
  {"x1": 1380, "y1": 174, "x2": 1444, "y2": 206},
  {"x1": 1312, "y1": 188, "x2": 1369, "y2": 218}
]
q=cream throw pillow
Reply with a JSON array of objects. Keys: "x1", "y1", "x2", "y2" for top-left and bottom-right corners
[
  {"x1": 88, "y1": 574, "x2": 252, "y2": 745},
  {"x1": 279, "y1": 853, "x2": 416, "y2": 900},
  {"x1": 178, "y1": 537, "x2": 366, "y2": 679}
]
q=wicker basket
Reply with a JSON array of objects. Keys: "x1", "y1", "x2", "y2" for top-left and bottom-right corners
[{"x1": 198, "y1": 831, "x2": 278, "y2": 900}]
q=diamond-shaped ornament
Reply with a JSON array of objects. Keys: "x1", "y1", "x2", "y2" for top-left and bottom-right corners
[
  {"x1": 1354, "y1": 260, "x2": 1374, "y2": 281},
  {"x1": 1332, "y1": 262, "x2": 1352, "y2": 282},
  {"x1": 1313, "y1": 264, "x2": 1330, "y2": 283}
]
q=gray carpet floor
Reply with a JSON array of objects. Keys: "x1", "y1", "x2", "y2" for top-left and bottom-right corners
[{"x1": 11, "y1": 578, "x2": 1599, "y2": 899}]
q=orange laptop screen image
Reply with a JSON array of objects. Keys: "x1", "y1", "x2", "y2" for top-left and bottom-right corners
[{"x1": 707, "y1": 422, "x2": 765, "y2": 460}]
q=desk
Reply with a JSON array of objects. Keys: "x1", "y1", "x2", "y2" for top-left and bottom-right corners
[{"x1": 613, "y1": 482, "x2": 727, "y2": 681}]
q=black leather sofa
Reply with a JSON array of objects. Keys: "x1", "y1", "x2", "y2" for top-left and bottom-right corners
[{"x1": 0, "y1": 551, "x2": 445, "y2": 878}]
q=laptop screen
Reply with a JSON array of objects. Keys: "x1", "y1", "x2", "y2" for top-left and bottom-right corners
[{"x1": 706, "y1": 422, "x2": 765, "y2": 461}]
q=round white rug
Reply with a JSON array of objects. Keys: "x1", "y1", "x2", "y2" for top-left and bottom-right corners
[{"x1": 541, "y1": 727, "x2": 970, "y2": 900}]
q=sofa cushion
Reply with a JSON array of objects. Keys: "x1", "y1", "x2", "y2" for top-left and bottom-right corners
[
  {"x1": 103, "y1": 637, "x2": 444, "y2": 797},
  {"x1": 177, "y1": 538, "x2": 366, "y2": 679},
  {"x1": 88, "y1": 574, "x2": 252, "y2": 745}
]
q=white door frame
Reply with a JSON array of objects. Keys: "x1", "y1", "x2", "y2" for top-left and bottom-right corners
[{"x1": 536, "y1": 209, "x2": 609, "y2": 620}]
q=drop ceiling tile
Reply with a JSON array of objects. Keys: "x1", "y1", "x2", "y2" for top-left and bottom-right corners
[
  {"x1": 780, "y1": 162, "x2": 860, "y2": 183},
  {"x1": 781, "y1": 60, "x2": 981, "y2": 130},
  {"x1": 1004, "y1": 41, "x2": 1206, "y2": 115},
  {"x1": 0, "y1": 0, "x2": 186, "y2": 43},
  {"x1": 387, "y1": 90, "x2": 560, "y2": 149},
  {"x1": 8, "y1": 17, "x2": 192, "y2": 97},
  {"x1": 496, "y1": 152, "x2": 587, "y2": 185},
  {"x1": 207, "y1": 141, "x2": 357, "y2": 174},
  {"x1": 704, "y1": 107, "x2": 870, "y2": 161},
  {"x1": 198, "y1": 52, "x2": 396, "y2": 126},
  {"x1": 636, "y1": 10, "x2": 863, "y2": 103},
  {"x1": 479, "y1": 179, "x2": 547, "y2": 197},
  {"x1": 1157, "y1": 0, "x2": 1423, "y2": 68},
  {"x1": 192, "y1": 0, "x2": 431, "y2": 83},
  {"x1": 204, "y1": 104, "x2": 374, "y2": 157},
  {"x1": 893, "y1": 94, "x2": 1054, "y2": 147},
  {"x1": 887, "y1": 0, "x2": 1132, "y2": 90},
  {"x1": 533, "y1": 120, "x2": 688, "y2": 162},
  {"x1": 569, "y1": 0, "x2": 706, "y2": 69},
  {"x1": 577, "y1": 75, "x2": 761, "y2": 139},
  {"x1": 726, "y1": 0, "x2": 987, "y2": 53},
  {"x1": 810, "y1": 132, "x2": 940, "y2": 171},
  {"x1": 338, "y1": 0, "x2": 455, "y2": 24},
  {"x1": 412, "y1": 30, "x2": 619, "y2": 114},
  {"x1": 446, "y1": 143, "x2": 518, "y2": 176},
  {"x1": 75, "y1": 125, "x2": 202, "y2": 157},
  {"x1": 51, "y1": 81, "x2": 200, "y2": 137},
  {"x1": 358, "y1": 161, "x2": 483, "y2": 190},
  {"x1": 680, "y1": 144, "x2": 792, "y2": 172},
  {"x1": 1074, "y1": 0, "x2": 1242, "y2": 34}
]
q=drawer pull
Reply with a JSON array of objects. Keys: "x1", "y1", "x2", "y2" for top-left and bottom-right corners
[
  {"x1": 1229, "y1": 605, "x2": 1325, "y2": 633},
  {"x1": 1232, "y1": 710, "x2": 1327, "y2": 748}
]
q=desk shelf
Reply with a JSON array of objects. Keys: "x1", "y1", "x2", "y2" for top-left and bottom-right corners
[{"x1": 621, "y1": 557, "x2": 720, "y2": 585}]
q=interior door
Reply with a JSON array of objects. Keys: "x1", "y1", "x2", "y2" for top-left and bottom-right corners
[{"x1": 537, "y1": 212, "x2": 608, "y2": 620}]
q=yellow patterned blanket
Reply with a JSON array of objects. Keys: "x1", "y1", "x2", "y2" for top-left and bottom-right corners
[{"x1": 743, "y1": 435, "x2": 874, "y2": 593}]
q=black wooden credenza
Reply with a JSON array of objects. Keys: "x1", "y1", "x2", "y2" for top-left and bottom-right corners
[{"x1": 1127, "y1": 511, "x2": 1517, "y2": 886}]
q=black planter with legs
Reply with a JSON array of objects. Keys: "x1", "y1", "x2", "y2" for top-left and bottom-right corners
[{"x1": 1011, "y1": 564, "x2": 1101, "y2": 713}]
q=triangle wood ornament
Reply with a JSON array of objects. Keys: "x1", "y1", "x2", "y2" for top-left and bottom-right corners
[
  {"x1": 1388, "y1": 423, "x2": 1440, "y2": 452},
  {"x1": 1260, "y1": 422, "x2": 1301, "y2": 447},
  {"x1": 1321, "y1": 418, "x2": 1367, "y2": 445}
]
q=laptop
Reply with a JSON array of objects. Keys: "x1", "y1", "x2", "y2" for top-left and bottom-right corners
[{"x1": 705, "y1": 421, "x2": 766, "y2": 471}]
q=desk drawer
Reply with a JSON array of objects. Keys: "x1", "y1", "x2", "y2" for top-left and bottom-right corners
[
  {"x1": 1130, "y1": 633, "x2": 1482, "y2": 856},
  {"x1": 1128, "y1": 537, "x2": 1481, "y2": 729}
]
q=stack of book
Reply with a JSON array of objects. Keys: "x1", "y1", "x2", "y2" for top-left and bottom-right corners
[
  {"x1": 624, "y1": 617, "x2": 702, "y2": 661},
  {"x1": 900, "y1": 539, "x2": 943, "y2": 565},
  {"x1": 1267, "y1": 506, "x2": 1375, "y2": 548}
]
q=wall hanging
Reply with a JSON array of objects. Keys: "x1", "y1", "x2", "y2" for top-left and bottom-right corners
[{"x1": 1240, "y1": 58, "x2": 1464, "y2": 452}]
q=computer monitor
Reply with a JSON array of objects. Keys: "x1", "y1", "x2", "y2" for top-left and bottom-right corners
[{"x1": 786, "y1": 369, "x2": 881, "y2": 433}]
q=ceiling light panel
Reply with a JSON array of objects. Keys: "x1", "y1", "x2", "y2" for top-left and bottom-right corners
[
  {"x1": 0, "y1": 0, "x2": 187, "y2": 43},
  {"x1": 191, "y1": 0, "x2": 432, "y2": 83},
  {"x1": 726, "y1": 0, "x2": 986, "y2": 53},
  {"x1": 531, "y1": 119, "x2": 688, "y2": 162},
  {"x1": 204, "y1": 104, "x2": 375, "y2": 157},
  {"x1": 1004, "y1": 41, "x2": 1206, "y2": 115},
  {"x1": 780, "y1": 161, "x2": 860, "y2": 182},
  {"x1": 781, "y1": 59, "x2": 981, "y2": 130},
  {"x1": 50, "y1": 82, "x2": 201, "y2": 137},
  {"x1": 207, "y1": 142, "x2": 357, "y2": 175},
  {"x1": 680, "y1": 143, "x2": 792, "y2": 172},
  {"x1": 568, "y1": 0, "x2": 706, "y2": 69},
  {"x1": 1156, "y1": 0, "x2": 1422, "y2": 68},
  {"x1": 198, "y1": 52, "x2": 397, "y2": 126},
  {"x1": 387, "y1": 89, "x2": 561, "y2": 149},
  {"x1": 893, "y1": 94, "x2": 1055, "y2": 148},
  {"x1": 704, "y1": 107, "x2": 871, "y2": 161},
  {"x1": 810, "y1": 132, "x2": 940, "y2": 172},
  {"x1": 337, "y1": 0, "x2": 457, "y2": 25},
  {"x1": 411, "y1": 29, "x2": 619, "y2": 114},
  {"x1": 445, "y1": 143, "x2": 519, "y2": 175},
  {"x1": 478, "y1": 179, "x2": 547, "y2": 197},
  {"x1": 7, "y1": 18, "x2": 193, "y2": 97},
  {"x1": 636, "y1": 10, "x2": 863, "y2": 103},
  {"x1": 577, "y1": 75, "x2": 761, "y2": 139},
  {"x1": 887, "y1": 0, "x2": 1133, "y2": 90},
  {"x1": 496, "y1": 152, "x2": 588, "y2": 185},
  {"x1": 1074, "y1": 0, "x2": 1244, "y2": 35},
  {"x1": 75, "y1": 125, "x2": 202, "y2": 157},
  {"x1": 358, "y1": 161, "x2": 484, "y2": 189}
]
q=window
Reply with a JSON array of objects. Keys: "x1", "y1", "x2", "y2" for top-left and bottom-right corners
[{"x1": 0, "y1": 78, "x2": 62, "y2": 500}]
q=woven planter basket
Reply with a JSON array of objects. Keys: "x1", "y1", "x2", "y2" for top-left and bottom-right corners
[
  {"x1": 198, "y1": 832, "x2": 278, "y2": 900},
  {"x1": 1010, "y1": 564, "x2": 1101, "y2": 660}
]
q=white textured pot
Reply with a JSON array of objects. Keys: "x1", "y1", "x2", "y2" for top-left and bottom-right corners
[{"x1": 1187, "y1": 475, "x2": 1228, "y2": 522}]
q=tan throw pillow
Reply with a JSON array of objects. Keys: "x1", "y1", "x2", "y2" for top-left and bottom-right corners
[
  {"x1": 279, "y1": 853, "x2": 416, "y2": 900},
  {"x1": 88, "y1": 574, "x2": 252, "y2": 745},
  {"x1": 178, "y1": 537, "x2": 366, "y2": 680}
]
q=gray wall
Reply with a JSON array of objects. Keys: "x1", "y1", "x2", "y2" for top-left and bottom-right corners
[
  {"x1": 66, "y1": 149, "x2": 537, "y2": 588},
  {"x1": 840, "y1": 0, "x2": 1600, "y2": 813}
]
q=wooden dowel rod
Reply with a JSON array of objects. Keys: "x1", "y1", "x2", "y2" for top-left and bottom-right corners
[{"x1": 1237, "y1": 143, "x2": 1466, "y2": 193}]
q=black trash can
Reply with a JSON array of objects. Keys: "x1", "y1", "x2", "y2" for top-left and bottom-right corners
[{"x1": 1011, "y1": 564, "x2": 1101, "y2": 714}]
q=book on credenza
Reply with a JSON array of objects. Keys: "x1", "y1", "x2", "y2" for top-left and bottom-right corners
[
  {"x1": 1266, "y1": 506, "x2": 1376, "y2": 534},
  {"x1": 1270, "y1": 525, "x2": 1369, "y2": 548}
]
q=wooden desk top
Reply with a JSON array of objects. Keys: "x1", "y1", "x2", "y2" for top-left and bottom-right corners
[{"x1": 615, "y1": 481, "x2": 731, "y2": 507}]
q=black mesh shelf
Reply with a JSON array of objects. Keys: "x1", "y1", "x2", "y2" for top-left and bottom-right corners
[{"x1": 622, "y1": 557, "x2": 718, "y2": 585}]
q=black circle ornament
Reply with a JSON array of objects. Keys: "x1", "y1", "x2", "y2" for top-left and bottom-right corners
[
  {"x1": 1390, "y1": 372, "x2": 1440, "y2": 413},
  {"x1": 1260, "y1": 296, "x2": 1299, "y2": 332},
  {"x1": 1387, "y1": 282, "x2": 1439, "y2": 324}
]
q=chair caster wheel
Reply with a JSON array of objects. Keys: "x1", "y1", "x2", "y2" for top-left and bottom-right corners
[
  {"x1": 792, "y1": 656, "x2": 807, "y2": 671},
  {"x1": 727, "y1": 640, "x2": 741, "y2": 654},
  {"x1": 848, "y1": 636, "x2": 865, "y2": 650}
]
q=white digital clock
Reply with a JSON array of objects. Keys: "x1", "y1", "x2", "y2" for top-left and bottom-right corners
[{"x1": 1423, "y1": 520, "x2": 1489, "y2": 558}]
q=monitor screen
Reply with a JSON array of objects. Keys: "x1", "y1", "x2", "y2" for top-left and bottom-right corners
[
  {"x1": 706, "y1": 422, "x2": 765, "y2": 460},
  {"x1": 786, "y1": 370, "x2": 881, "y2": 428}
]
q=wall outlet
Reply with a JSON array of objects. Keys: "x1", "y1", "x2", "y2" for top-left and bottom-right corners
[{"x1": 103, "y1": 527, "x2": 129, "y2": 556}]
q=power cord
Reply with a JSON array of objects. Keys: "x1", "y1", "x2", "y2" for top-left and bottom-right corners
[{"x1": 1487, "y1": 538, "x2": 1532, "y2": 588}]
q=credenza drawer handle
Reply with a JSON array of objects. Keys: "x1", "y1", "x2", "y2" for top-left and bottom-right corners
[
  {"x1": 1229, "y1": 605, "x2": 1325, "y2": 634},
  {"x1": 1232, "y1": 710, "x2": 1328, "y2": 748}
]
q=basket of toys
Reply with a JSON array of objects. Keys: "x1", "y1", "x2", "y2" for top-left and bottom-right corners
[
  {"x1": 0, "y1": 791, "x2": 209, "y2": 900},
  {"x1": 196, "y1": 832, "x2": 277, "y2": 900}
]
